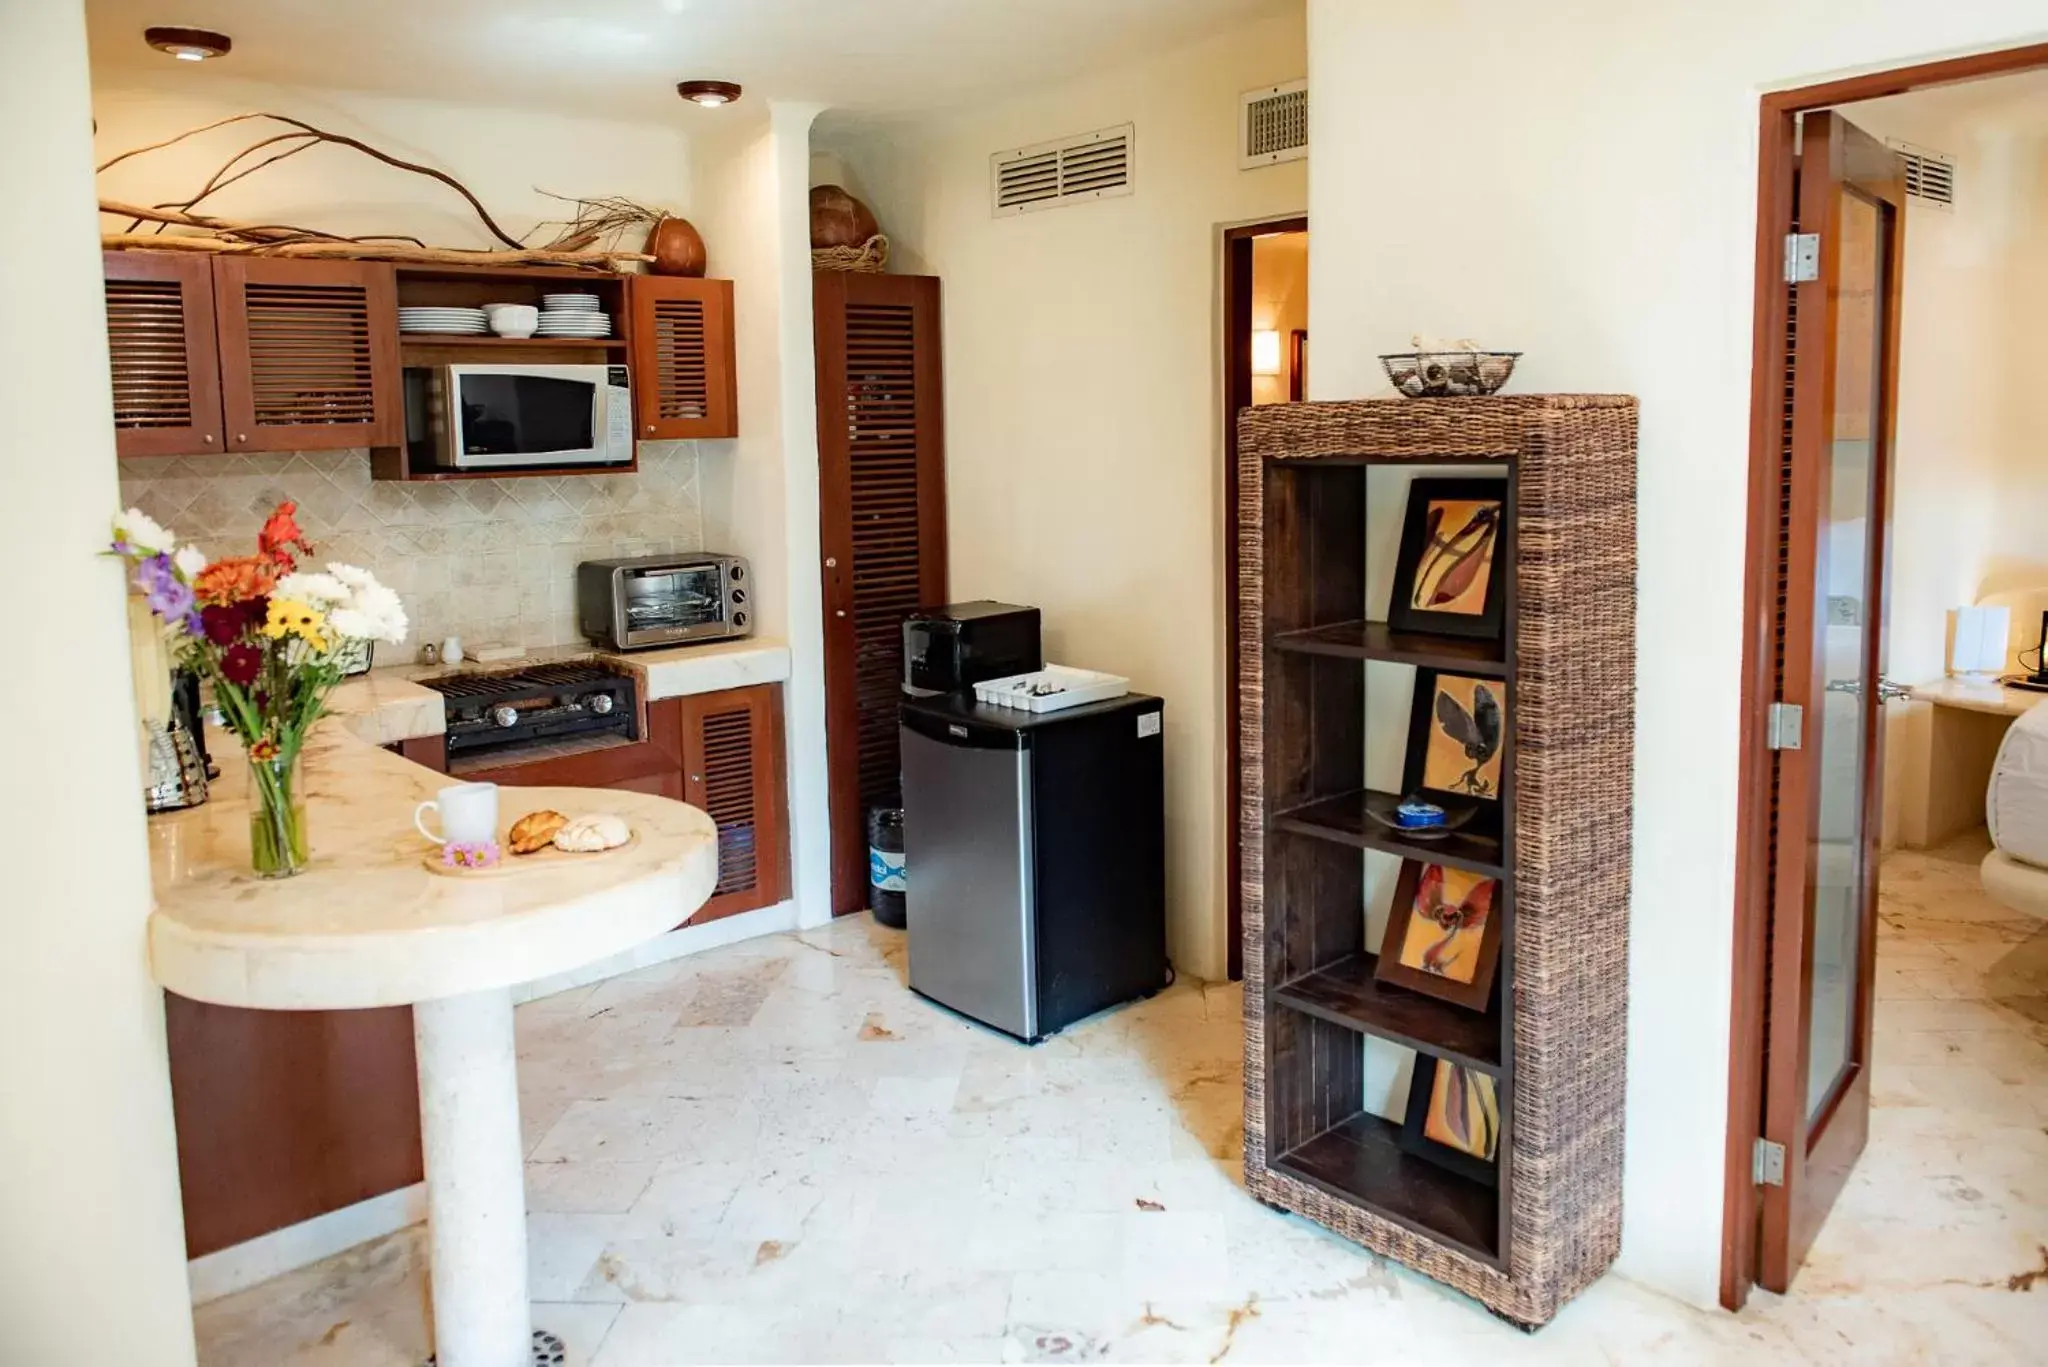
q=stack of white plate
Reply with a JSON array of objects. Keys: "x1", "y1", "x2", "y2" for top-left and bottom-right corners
[
  {"x1": 399, "y1": 306, "x2": 488, "y2": 335},
  {"x1": 537, "y1": 293, "x2": 610, "y2": 339}
]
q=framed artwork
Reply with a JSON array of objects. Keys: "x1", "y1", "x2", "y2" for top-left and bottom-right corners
[
  {"x1": 1373, "y1": 859, "x2": 1503, "y2": 1010},
  {"x1": 1387, "y1": 477, "x2": 1508, "y2": 639},
  {"x1": 1404, "y1": 668, "x2": 1508, "y2": 805},
  {"x1": 1401, "y1": 1056, "x2": 1501, "y2": 1187}
]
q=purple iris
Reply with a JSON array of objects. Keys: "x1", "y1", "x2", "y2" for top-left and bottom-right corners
[{"x1": 134, "y1": 553, "x2": 200, "y2": 633}]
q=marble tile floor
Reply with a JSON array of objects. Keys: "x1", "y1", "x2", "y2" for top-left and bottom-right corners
[{"x1": 196, "y1": 832, "x2": 2048, "y2": 1365}]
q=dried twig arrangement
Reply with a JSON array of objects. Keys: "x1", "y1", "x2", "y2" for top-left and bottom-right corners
[
  {"x1": 96, "y1": 112, "x2": 654, "y2": 270},
  {"x1": 528, "y1": 190, "x2": 668, "y2": 253}
]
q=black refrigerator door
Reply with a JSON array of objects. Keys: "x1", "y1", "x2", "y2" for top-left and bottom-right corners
[{"x1": 1029, "y1": 699, "x2": 1168, "y2": 1035}]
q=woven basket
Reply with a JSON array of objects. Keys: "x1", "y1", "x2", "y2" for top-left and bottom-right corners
[{"x1": 811, "y1": 234, "x2": 889, "y2": 273}]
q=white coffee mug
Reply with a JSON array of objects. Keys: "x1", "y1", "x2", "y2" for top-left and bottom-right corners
[{"x1": 415, "y1": 781, "x2": 500, "y2": 846}]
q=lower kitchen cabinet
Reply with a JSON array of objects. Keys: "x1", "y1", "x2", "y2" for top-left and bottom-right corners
[
  {"x1": 164, "y1": 995, "x2": 421, "y2": 1259},
  {"x1": 679, "y1": 684, "x2": 790, "y2": 923}
]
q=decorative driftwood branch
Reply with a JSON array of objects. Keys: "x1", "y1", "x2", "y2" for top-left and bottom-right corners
[{"x1": 99, "y1": 232, "x2": 652, "y2": 269}]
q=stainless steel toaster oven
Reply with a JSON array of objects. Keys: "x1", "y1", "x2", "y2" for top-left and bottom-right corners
[{"x1": 577, "y1": 554, "x2": 751, "y2": 651}]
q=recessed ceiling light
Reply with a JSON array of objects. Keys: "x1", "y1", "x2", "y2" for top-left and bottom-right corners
[
  {"x1": 144, "y1": 26, "x2": 232, "y2": 61},
  {"x1": 676, "y1": 80, "x2": 742, "y2": 107}
]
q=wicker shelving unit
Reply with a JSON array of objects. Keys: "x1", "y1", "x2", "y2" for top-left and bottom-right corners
[{"x1": 1237, "y1": 395, "x2": 1636, "y2": 1326}]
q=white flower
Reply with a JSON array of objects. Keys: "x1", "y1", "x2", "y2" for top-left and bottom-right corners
[
  {"x1": 173, "y1": 544, "x2": 208, "y2": 580},
  {"x1": 326, "y1": 562, "x2": 376, "y2": 589},
  {"x1": 275, "y1": 570, "x2": 349, "y2": 608},
  {"x1": 114, "y1": 507, "x2": 175, "y2": 556}
]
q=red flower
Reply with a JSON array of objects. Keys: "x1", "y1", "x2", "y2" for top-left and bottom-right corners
[
  {"x1": 220, "y1": 642, "x2": 263, "y2": 686},
  {"x1": 248, "y1": 737, "x2": 279, "y2": 762},
  {"x1": 258, "y1": 501, "x2": 310, "y2": 569},
  {"x1": 199, "y1": 604, "x2": 247, "y2": 646}
]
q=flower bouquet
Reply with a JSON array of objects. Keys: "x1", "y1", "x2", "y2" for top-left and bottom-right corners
[{"x1": 110, "y1": 502, "x2": 408, "y2": 878}]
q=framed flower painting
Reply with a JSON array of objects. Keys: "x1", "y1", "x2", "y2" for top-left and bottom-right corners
[{"x1": 1400, "y1": 1056, "x2": 1501, "y2": 1187}]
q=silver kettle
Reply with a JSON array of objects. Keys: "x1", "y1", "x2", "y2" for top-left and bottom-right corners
[{"x1": 142, "y1": 715, "x2": 209, "y2": 813}]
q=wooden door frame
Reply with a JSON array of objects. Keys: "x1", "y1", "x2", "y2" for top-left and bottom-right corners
[
  {"x1": 1223, "y1": 214, "x2": 1307, "y2": 982},
  {"x1": 1722, "y1": 39, "x2": 2048, "y2": 1312}
]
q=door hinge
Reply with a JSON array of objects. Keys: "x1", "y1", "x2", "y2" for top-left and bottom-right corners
[
  {"x1": 1753, "y1": 1137, "x2": 1786, "y2": 1187},
  {"x1": 1784, "y1": 232, "x2": 1820, "y2": 283},
  {"x1": 1766, "y1": 702, "x2": 1803, "y2": 751}
]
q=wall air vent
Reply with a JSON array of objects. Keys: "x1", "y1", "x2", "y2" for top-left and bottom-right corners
[
  {"x1": 991, "y1": 124, "x2": 1134, "y2": 217},
  {"x1": 1888, "y1": 138, "x2": 1955, "y2": 209},
  {"x1": 1241, "y1": 80, "x2": 1307, "y2": 168}
]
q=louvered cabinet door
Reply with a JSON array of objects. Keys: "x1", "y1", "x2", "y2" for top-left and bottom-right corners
[
  {"x1": 679, "y1": 684, "x2": 789, "y2": 924},
  {"x1": 814, "y1": 272, "x2": 946, "y2": 915},
  {"x1": 629, "y1": 276, "x2": 737, "y2": 439},
  {"x1": 102, "y1": 251, "x2": 225, "y2": 458},
  {"x1": 213, "y1": 258, "x2": 402, "y2": 451}
]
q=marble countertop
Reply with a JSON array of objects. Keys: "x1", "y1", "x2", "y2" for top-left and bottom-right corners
[
  {"x1": 336, "y1": 635, "x2": 792, "y2": 747},
  {"x1": 1909, "y1": 677, "x2": 2043, "y2": 718},
  {"x1": 146, "y1": 677, "x2": 736, "y2": 1014}
]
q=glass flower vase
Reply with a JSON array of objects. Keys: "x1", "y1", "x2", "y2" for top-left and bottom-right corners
[{"x1": 246, "y1": 751, "x2": 310, "y2": 878}]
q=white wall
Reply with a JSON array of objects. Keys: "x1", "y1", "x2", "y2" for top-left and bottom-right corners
[
  {"x1": 1307, "y1": 0, "x2": 2048, "y2": 1309},
  {"x1": 820, "y1": 11, "x2": 1309, "y2": 978},
  {"x1": 0, "y1": 1, "x2": 197, "y2": 1361},
  {"x1": 696, "y1": 104, "x2": 834, "y2": 927}
]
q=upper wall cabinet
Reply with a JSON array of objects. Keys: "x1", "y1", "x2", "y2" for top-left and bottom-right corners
[
  {"x1": 628, "y1": 275, "x2": 738, "y2": 440},
  {"x1": 212, "y1": 258, "x2": 403, "y2": 452},
  {"x1": 103, "y1": 251, "x2": 226, "y2": 458}
]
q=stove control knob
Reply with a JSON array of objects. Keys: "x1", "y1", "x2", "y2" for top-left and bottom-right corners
[
  {"x1": 589, "y1": 693, "x2": 614, "y2": 715},
  {"x1": 491, "y1": 706, "x2": 520, "y2": 729}
]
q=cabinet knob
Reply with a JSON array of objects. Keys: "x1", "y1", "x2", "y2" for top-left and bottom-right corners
[
  {"x1": 202, "y1": 434, "x2": 215, "y2": 444},
  {"x1": 236, "y1": 433, "x2": 249, "y2": 444},
  {"x1": 824, "y1": 557, "x2": 837, "y2": 569},
  {"x1": 836, "y1": 609, "x2": 846, "y2": 619},
  {"x1": 645, "y1": 424, "x2": 656, "y2": 435}
]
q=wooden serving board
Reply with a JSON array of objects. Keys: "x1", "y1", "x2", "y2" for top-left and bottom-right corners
[{"x1": 420, "y1": 830, "x2": 639, "y2": 877}]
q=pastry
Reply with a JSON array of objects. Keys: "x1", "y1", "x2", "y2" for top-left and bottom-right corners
[
  {"x1": 507, "y1": 809, "x2": 569, "y2": 855},
  {"x1": 553, "y1": 813, "x2": 632, "y2": 853}
]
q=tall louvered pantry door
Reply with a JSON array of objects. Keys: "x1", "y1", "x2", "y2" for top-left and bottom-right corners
[
  {"x1": 102, "y1": 251, "x2": 225, "y2": 458},
  {"x1": 628, "y1": 276, "x2": 738, "y2": 439},
  {"x1": 814, "y1": 272, "x2": 946, "y2": 915},
  {"x1": 679, "y1": 684, "x2": 791, "y2": 924},
  {"x1": 212, "y1": 258, "x2": 402, "y2": 451}
]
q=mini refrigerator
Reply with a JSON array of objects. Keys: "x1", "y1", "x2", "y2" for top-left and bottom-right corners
[{"x1": 900, "y1": 691, "x2": 1167, "y2": 1042}]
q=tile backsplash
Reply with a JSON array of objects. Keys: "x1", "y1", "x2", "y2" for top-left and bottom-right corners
[{"x1": 117, "y1": 444, "x2": 705, "y2": 656}]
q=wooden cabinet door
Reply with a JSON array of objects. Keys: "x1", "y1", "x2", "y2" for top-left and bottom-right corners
[
  {"x1": 679, "y1": 685, "x2": 789, "y2": 923},
  {"x1": 628, "y1": 275, "x2": 737, "y2": 439},
  {"x1": 213, "y1": 257, "x2": 402, "y2": 452},
  {"x1": 102, "y1": 250, "x2": 225, "y2": 458},
  {"x1": 814, "y1": 272, "x2": 946, "y2": 914}
]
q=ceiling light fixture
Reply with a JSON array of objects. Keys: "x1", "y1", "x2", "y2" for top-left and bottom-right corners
[
  {"x1": 144, "y1": 26, "x2": 232, "y2": 61},
  {"x1": 676, "y1": 80, "x2": 742, "y2": 107}
]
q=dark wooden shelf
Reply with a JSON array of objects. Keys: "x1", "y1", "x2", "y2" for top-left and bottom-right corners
[
  {"x1": 1272, "y1": 953, "x2": 1503, "y2": 1074},
  {"x1": 1270, "y1": 620, "x2": 1507, "y2": 676},
  {"x1": 397, "y1": 334, "x2": 621, "y2": 348},
  {"x1": 1275, "y1": 1111, "x2": 1501, "y2": 1266},
  {"x1": 1274, "y1": 789, "x2": 1505, "y2": 877}
]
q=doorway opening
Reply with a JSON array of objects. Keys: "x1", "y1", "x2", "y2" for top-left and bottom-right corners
[
  {"x1": 1223, "y1": 215, "x2": 1308, "y2": 980},
  {"x1": 1724, "y1": 42, "x2": 2048, "y2": 1310}
]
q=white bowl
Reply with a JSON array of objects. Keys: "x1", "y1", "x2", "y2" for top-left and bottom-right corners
[{"x1": 488, "y1": 305, "x2": 541, "y2": 338}]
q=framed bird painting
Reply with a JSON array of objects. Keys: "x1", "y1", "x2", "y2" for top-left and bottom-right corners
[
  {"x1": 1375, "y1": 859, "x2": 1503, "y2": 1010},
  {"x1": 1405, "y1": 669, "x2": 1508, "y2": 806},
  {"x1": 1387, "y1": 477, "x2": 1508, "y2": 640}
]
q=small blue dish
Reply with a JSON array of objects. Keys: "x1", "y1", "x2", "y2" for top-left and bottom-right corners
[{"x1": 1393, "y1": 799, "x2": 1447, "y2": 830}]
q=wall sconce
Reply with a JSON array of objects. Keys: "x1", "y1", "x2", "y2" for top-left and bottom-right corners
[{"x1": 1251, "y1": 329, "x2": 1283, "y2": 376}]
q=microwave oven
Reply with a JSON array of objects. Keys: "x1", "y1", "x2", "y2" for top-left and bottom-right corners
[
  {"x1": 577, "y1": 554, "x2": 752, "y2": 651},
  {"x1": 403, "y1": 363, "x2": 635, "y2": 471}
]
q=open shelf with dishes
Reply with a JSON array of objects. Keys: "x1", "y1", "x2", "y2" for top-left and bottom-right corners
[{"x1": 1238, "y1": 396, "x2": 1635, "y2": 1326}]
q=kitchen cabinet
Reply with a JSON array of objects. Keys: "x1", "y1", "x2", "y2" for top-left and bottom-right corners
[
  {"x1": 99, "y1": 250, "x2": 403, "y2": 457},
  {"x1": 103, "y1": 250, "x2": 226, "y2": 458},
  {"x1": 628, "y1": 275, "x2": 737, "y2": 440},
  {"x1": 164, "y1": 994, "x2": 421, "y2": 1258},
  {"x1": 814, "y1": 271, "x2": 946, "y2": 914},
  {"x1": 213, "y1": 257, "x2": 403, "y2": 451},
  {"x1": 679, "y1": 685, "x2": 789, "y2": 923}
]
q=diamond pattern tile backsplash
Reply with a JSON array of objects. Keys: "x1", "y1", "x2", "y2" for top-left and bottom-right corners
[{"x1": 118, "y1": 445, "x2": 706, "y2": 656}]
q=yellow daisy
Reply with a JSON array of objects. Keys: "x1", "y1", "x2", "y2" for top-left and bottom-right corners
[{"x1": 261, "y1": 597, "x2": 332, "y2": 653}]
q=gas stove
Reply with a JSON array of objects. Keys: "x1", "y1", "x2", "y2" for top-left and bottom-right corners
[{"x1": 418, "y1": 661, "x2": 638, "y2": 761}]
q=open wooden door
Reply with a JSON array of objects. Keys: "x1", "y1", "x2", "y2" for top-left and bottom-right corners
[
  {"x1": 1758, "y1": 110, "x2": 1907, "y2": 1291},
  {"x1": 815, "y1": 272, "x2": 946, "y2": 915}
]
